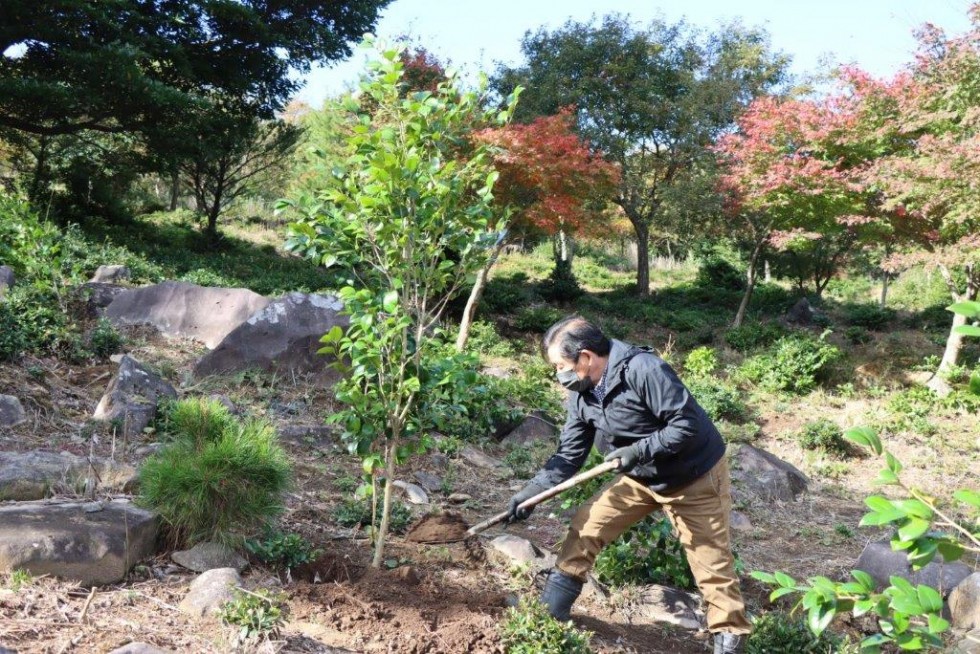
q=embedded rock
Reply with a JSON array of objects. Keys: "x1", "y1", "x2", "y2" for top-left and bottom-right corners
[
  {"x1": 106, "y1": 644, "x2": 172, "y2": 654},
  {"x1": 105, "y1": 281, "x2": 270, "y2": 348},
  {"x1": 179, "y1": 568, "x2": 242, "y2": 617},
  {"x1": 413, "y1": 471, "x2": 443, "y2": 493},
  {"x1": 92, "y1": 355, "x2": 176, "y2": 438},
  {"x1": 630, "y1": 584, "x2": 705, "y2": 630},
  {"x1": 392, "y1": 480, "x2": 429, "y2": 505},
  {"x1": 460, "y1": 445, "x2": 503, "y2": 469},
  {"x1": 490, "y1": 534, "x2": 543, "y2": 565},
  {"x1": 949, "y1": 572, "x2": 980, "y2": 630},
  {"x1": 732, "y1": 444, "x2": 809, "y2": 502},
  {"x1": 0, "y1": 500, "x2": 158, "y2": 585},
  {"x1": 0, "y1": 450, "x2": 137, "y2": 501},
  {"x1": 194, "y1": 292, "x2": 347, "y2": 378},
  {"x1": 90, "y1": 265, "x2": 131, "y2": 284},
  {"x1": 0, "y1": 265, "x2": 14, "y2": 295},
  {"x1": 172, "y1": 541, "x2": 247, "y2": 573},
  {"x1": 77, "y1": 282, "x2": 127, "y2": 313},
  {"x1": 855, "y1": 539, "x2": 973, "y2": 595},
  {"x1": 500, "y1": 411, "x2": 559, "y2": 447},
  {"x1": 0, "y1": 396, "x2": 26, "y2": 429}
]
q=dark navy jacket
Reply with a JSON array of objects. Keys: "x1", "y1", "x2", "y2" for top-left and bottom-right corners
[{"x1": 530, "y1": 339, "x2": 726, "y2": 493}]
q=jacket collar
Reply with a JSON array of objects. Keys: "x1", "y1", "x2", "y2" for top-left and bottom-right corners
[{"x1": 597, "y1": 339, "x2": 643, "y2": 400}]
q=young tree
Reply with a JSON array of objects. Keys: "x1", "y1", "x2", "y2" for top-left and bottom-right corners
[
  {"x1": 284, "y1": 41, "x2": 518, "y2": 567},
  {"x1": 493, "y1": 15, "x2": 789, "y2": 295}
]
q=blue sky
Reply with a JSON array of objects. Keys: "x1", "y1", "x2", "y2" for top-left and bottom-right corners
[{"x1": 295, "y1": 0, "x2": 975, "y2": 107}]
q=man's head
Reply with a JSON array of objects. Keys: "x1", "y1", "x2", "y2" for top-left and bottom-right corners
[{"x1": 541, "y1": 316, "x2": 611, "y2": 391}]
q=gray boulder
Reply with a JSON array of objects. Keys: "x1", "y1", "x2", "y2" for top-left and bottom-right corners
[
  {"x1": 0, "y1": 265, "x2": 14, "y2": 295},
  {"x1": 194, "y1": 292, "x2": 347, "y2": 378},
  {"x1": 730, "y1": 510, "x2": 753, "y2": 532},
  {"x1": 392, "y1": 480, "x2": 429, "y2": 505},
  {"x1": 77, "y1": 282, "x2": 126, "y2": 313},
  {"x1": 950, "y1": 572, "x2": 980, "y2": 630},
  {"x1": 172, "y1": 541, "x2": 246, "y2": 573},
  {"x1": 500, "y1": 411, "x2": 559, "y2": 447},
  {"x1": 732, "y1": 445, "x2": 809, "y2": 502},
  {"x1": 629, "y1": 584, "x2": 704, "y2": 630},
  {"x1": 413, "y1": 471, "x2": 443, "y2": 493},
  {"x1": 0, "y1": 450, "x2": 137, "y2": 501},
  {"x1": 460, "y1": 444, "x2": 504, "y2": 469},
  {"x1": 490, "y1": 534, "x2": 544, "y2": 566},
  {"x1": 0, "y1": 395, "x2": 26, "y2": 429},
  {"x1": 105, "y1": 281, "x2": 270, "y2": 348},
  {"x1": 92, "y1": 355, "x2": 177, "y2": 439},
  {"x1": 278, "y1": 424, "x2": 334, "y2": 448},
  {"x1": 179, "y1": 568, "x2": 242, "y2": 617},
  {"x1": 0, "y1": 500, "x2": 158, "y2": 585},
  {"x1": 90, "y1": 265, "x2": 130, "y2": 284},
  {"x1": 952, "y1": 629, "x2": 980, "y2": 654},
  {"x1": 855, "y1": 539, "x2": 973, "y2": 595}
]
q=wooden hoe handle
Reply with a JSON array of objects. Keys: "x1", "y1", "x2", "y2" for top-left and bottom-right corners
[{"x1": 465, "y1": 459, "x2": 621, "y2": 536}]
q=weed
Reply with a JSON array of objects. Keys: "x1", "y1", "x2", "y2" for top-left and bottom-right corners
[
  {"x1": 514, "y1": 305, "x2": 564, "y2": 333},
  {"x1": 594, "y1": 516, "x2": 695, "y2": 590},
  {"x1": 746, "y1": 611, "x2": 844, "y2": 653},
  {"x1": 724, "y1": 322, "x2": 787, "y2": 352},
  {"x1": 683, "y1": 346, "x2": 718, "y2": 378},
  {"x1": 87, "y1": 317, "x2": 124, "y2": 358},
  {"x1": 245, "y1": 530, "x2": 322, "y2": 570},
  {"x1": 332, "y1": 497, "x2": 411, "y2": 534},
  {"x1": 220, "y1": 588, "x2": 286, "y2": 645},
  {"x1": 686, "y1": 377, "x2": 750, "y2": 423},
  {"x1": 834, "y1": 523, "x2": 854, "y2": 539},
  {"x1": 504, "y1": 446, "x2": 536, "y2": 479},
  {"x1": 7, "y1": 569, "x2": 32, "y2": 591},
  {"x1": 500, "y1": 596, "x2": 593, "y2": 653},
  {"x1": 797, "y1": 419, "x2": 852, "y2": 459},
  {"x1": 333, "y1": 474, "x2": 359, "y2": 494}
]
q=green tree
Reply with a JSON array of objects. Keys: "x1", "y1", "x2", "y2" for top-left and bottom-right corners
[
  {"x1": 284, "y1": 41, "x2": 518, "y2": 567},
  {"x1": 493, "y1": 15, "x2": 789, "y2": 295}
]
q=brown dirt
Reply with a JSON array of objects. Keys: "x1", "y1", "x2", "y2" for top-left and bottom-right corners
[{"x1": 404, "y1": 512, "x2": 470, "y2": 544}]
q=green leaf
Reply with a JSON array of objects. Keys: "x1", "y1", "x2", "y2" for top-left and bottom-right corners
[
  {"x1": 916, "y1": 585, "x2": 942, "y2": 613},
  {"x1": 897, "y1": 518, "x2": 931, "y2": 542},
  {"x1": 936, "y1": 539, "x2": 964, "y2": 562},
  {"x1": 947, "y1": 301, "x2": 980, "y2": 319},
  {"x1": 807, "y1": 603, "x2": 836, "y2": 634},
  {"x1": 845, "y1": 426, "x2": 882, "y2": 455},
  {"x1": 769, "y1": 587, "x2": 798, "y2": 601},
  {"x1": 926, "y1": 613, "x2": 949, "y2": 634},
  {"x1": 750, "y1": 571, "x2": 777, "y2": 584},
  {"x1": 774, "y1": 571, "x2": 797, "y2": 588},
  {"x1": 852, "y1": 570, "x2": 876, "y2": 592},
  {"x1": 320, "y1": 325, "x2": 344, "y2": 344},
  {"x1": 382, "y1": 290, "x2": 398, "y2": 314},
  {"x1": 894, "y1": 499, "x2": 933, "y2": 520},
  {"x1": 885, "y1": 452, "x2": 903, "y2": 475},
  {"x1": 876, "y1": 469, "x2": 900, "y2": 486},
  {"x1": 954, "y1": 325, "x2": 980, "y2": 337},
  {"x1": 970, "y1": 370, "x2": 980, "y2": 395},
  {"x1": 955, "y1": 489, "x2": 980, "y2": 509}
]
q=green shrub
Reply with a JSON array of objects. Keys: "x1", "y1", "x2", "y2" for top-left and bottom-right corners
[
  {"x1": 695, "y1": 256, "x2": 744, "y2": 291},
  {"x1": 0, "y1": 302, "x2": 26, "y2": 361},
  {"x1": 465, "y1": 321, "x2": 518, "y2": 358},
  {"x1": 87, "y1": 317, "x2": 124, "y2": 358},
  {"x1": 332, "y1": 497, "x2": 411, "y2": 534},
  {"x1": 481, "y1": 273, "x2": 532, "y2": 315},
  {"x1": 159, "y1": 397, "x2": 236, "y2": 444},
  {"x1": 885, "y1": 387, "x2": 937, "y2": 434},
  {"x1": 844, "y1": 304, "x2": 896, "y2": 330},
  {"x1": 220, "y1": 588, "x2": 286, "y2": 645},
  {"x1": 245, "y1": 530, "x2": 322, "y2": 570},
  {"x1": 138, "y1": 398, "x2": 291, "y2": 545},
  {"x1": 538, "y1": 259, "x2": 582, "y2": 302},
  {"x1": 843, "y1": 325, "x2": 871, "y2": 345},
  {"x1": 746, "y1": 611, "x2": 843, "y2": 654},
  {"x1": 684, "y1": 346, "x2": 718, "y2": 378},
  {"x1": 500, "y1": 596, "x2": 593, "y2": 654},
  {"x1": 797, "y1": 419, "x2": 851, "y2": 459},
  {"x1": 739, "y1": 332, "x2": 841, "y2": 394},
  {"x1": 594, "y1": 516, "x2": 695, "y2": 590},
  {"x1": 686, "y1": 378, "x2": 750, "y2": 423},
  {"x1": 514, "y1": 305, "x2": 563, "y2": 333},
  {"x1": 724, "y1": 322, "x2": 786, "y2": 352}
]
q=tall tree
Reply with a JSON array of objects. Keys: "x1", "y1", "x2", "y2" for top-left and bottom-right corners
[{"x1": 493, "y1": 15, "x2": 789, "y2": 295}]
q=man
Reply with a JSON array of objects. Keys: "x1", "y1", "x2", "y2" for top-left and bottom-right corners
[{"x1": 508, "y1": 316, "x2": 750, "y2": 654}]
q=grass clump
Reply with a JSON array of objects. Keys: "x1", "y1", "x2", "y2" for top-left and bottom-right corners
[
  {"x1": 746, "y1": 611, "x2": 845, "y2": 653},
  {"x1": 138, "y1": 397, "x2": 291, "y2": 546},
  {"x1": 500, "y1": 596, "x2": 593, "y2": 653},
  {"x1": 87, "y1": 317, "x2": 124, "y2": 358},
  {"x1": 797, "y1": 419, "x2": 852, "y2": 459},
  {"x1": 220, "y1": 588, "x2": 287, "y2": 646}
]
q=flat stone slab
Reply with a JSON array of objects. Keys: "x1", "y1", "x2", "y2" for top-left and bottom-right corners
[
  {"x1": 172, "y1": 541, "x2": 247, "y2": 573},
  {"x1": 629, "y1": 584, "x2": 705, "y2": 630},
  {"x1": 0, "y1": 395, "x2": 26, "y2": 429},
  {"x1": 90, "y1": 265, "x2": 130, "y2": 284},
  {"x1": 490, "y1": 534, "x2": 544, "y2": 565},
  {"x1": 0, "y1": 450, "x2": 137, "y2": 501},
  {"x1": 106, "y1": 281, "x2": 270, "y2": 349},
  {"x1": 0, "y1": 500, "x2": 158, "y2": 585},
  {"x1": 460, "y1": 445, "x2": 503, "y2": 469},
  {"x1": 106, "y1": 644, "x2": 173, "y2": 654},
  {"x1": 949, "y1": 572, "x2": 980, "y2": 630}
]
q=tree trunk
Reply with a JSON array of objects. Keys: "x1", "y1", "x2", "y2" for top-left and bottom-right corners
[
  {"x1": 764, "y1": 259, "x2": 771, "y2": 283},
  {"x1": 879, "y1": 274, "x2": 889, "y2": 307},
  {"x1": 733, "y1": 241, "x2": 765, "y2": 328},
  {"x1": 29, "y1": 135, "x2": 49, "y2": 204},
  {"x1": 936, "y1": 263, "x2": 978, "y2": 377},
  {"x1": 169, "y1": 166, "x2": 180, "y2": 211},
  {"x1": 634, "y1": 222, "x2": 650, "y2": 296},
  {"x1": 456, "y1": 237, "x2": 506, "y2": 352},
  {"x1": 557, "y1": 228, "x2": 573, "y2": 264},
  {"x1": 372, "y1": 442, "x2": 398, "y2": 568}
]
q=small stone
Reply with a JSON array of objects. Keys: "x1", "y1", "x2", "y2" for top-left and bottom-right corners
[
  {"x1": 491, "y1": 534, "x2": 542, "y2": 565},
  {"x1": 0, "y1": 396, "x2": 26, "y2": 429},
  {"x1": 106, "y1": 644, "x2": 172, "y2": 654},
  {"x1": 630, "y1": 583, "x2": 705, "y2": 630},
  {"x1": 178, "y1": 568, "x2": 242, "y2": 617},
  {"x1": 729, "y1": 510, "x2": 752, "y2": 532},
  {"x1": 413, "y1": 471, "x2": 443, "y2": 493},
  {"x1": 447, "y1": 493, "x2": 472, "y2": 504},
  {"x1": 500, "y1": 411, "x2": 559, "y2": 447},
  {"x1": 90, "y1": 265, "x2": 131, "y2": 284},
  {"x1": 208, "y1": 394, "x2": 239, "y2": 415},
  {"x1": 392, "y1": 480, "x2": 429, "y2": 505},
  {"x1": 429, "y1": 453, "x2": 449, "y2": 469},
  {"x1": 460, "y1": 445, "x2": 503, "y2": 469},
  {"x1": 172, "y1": 541, "x2": 247, "y2": 573},
  {"x1": 83, "y1": 502, "x2": 104, "y2": 513}
]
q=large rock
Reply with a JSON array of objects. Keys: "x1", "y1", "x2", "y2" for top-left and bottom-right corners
[
  {"x1": 500, "y1": 411, "x2": 559, "y2": 447},
  {"x1": 854, "y1": 539, "x2": 973, "y2": 596},
  {"x1": 460, "y1": 444, "x2": 504, "y2": 469},
  {"x1": 0, "y1": 500, "x2": 158, "y2": 585},
  {"x1": 629, "y1": 584, "x2": 704, "y2": 630},
  {"x1": 90, "y1": 265, "x2": 130, "y2": 284},
  {"x1": 179, "y1": 568, "x2": 242, "y2": 617},
  {"x1": 105, "y1": 281, "x2": 270, "y2": 348},
  {"x1": 194, "y1": 292, "x2": 347, "y2": 378},
  {"x1": 172, "y1": 541, "x2": 247, "y2": 573},
  {"x1": 92, "y1": 355, "x2": 177, "y2": 439},
  {"x1": 0, "y1": 395, "x2": 26, "y2": 429},
  {"x1": 413, "y1": 471, "x2": 443, "y2": 493},
  {"x1": 77, "y1": 282, "x2": 127, "y2": 313},
  {"x1": 785, "y1": 298, "x2": 815, "y2": 326},
  {"x1": 0, "y1": 265, "x2": 14, "y2": 295},
  {"x1": 732, "y1": 445, "x2": 809, "y2": 502},
  {"x1": 949, "y1": 572, "x2": 980, "y2": 630},
  {"x1": 0, "y1": 451, "x2": 137, "y2": 501}
]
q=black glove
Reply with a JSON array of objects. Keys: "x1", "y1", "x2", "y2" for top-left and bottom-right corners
[
  {"x1": 604, "y1": 444, "x2": 643, "y2": 473},
  {"x1": 508, "y1": 482, "x2": 546, "y2": 522}
]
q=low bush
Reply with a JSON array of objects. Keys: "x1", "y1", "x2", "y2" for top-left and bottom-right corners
[
  {"x1": 500, "y1": 596, "x2": 593, "y2": 653},
  {"x1": 739, "y1": 332, "x2": 841, "y2": 394},
  {"x1": 245, "y1": 530, "x2": 322, "y2": 570},
  {"x1": 220, "y1": 588, "x2": 286, "y2": 645},
  {"x1": 87, "y1": 317, "x2": 124, "y2": 359},
  {"x1": 481, "y1": 276, "x2": 530, "y2": 315},
  {"x1": 684, "y1": 346, "x2": 718, "y2": 378},
  {"x1": 594, "y1": 516, "x2": 695, "y2": 590},
  {"x1": 138, "y1": 398, "x2": 292, "y2": 546},
  {"x1": 686, "y1": 377, "x2": 750, "y2": 423},
  {"x1": 724, "y1": 322, "x2": 786, "y2": 352},
  {"x1": 514, "y1": 306, "x2": 563, "y2": 333},
  {"x1": 695, "y1": 256, "x2": 744, "y2": 291},
  {"x1": 797, "y1": 419, "x2": 851, "y2": 459},
  {"x1": 332, "y1": 497, "x2": 411, "y2": 534},
  {"x1": 843, "y1": 325, "x2": 871, "y2": 345},
  {"x1": 538, "y1": 259, "x2": 582, "y2": 302},
  {"x1": 745, "y1": 611, "x2": 844, "y2": 654},
  {"x1": 844, "y1": 304, "x2": 896, "y2": 330},
  {"x1": 0, "y1": 302, "x2": 26, "y2": 361},
  {"x1": 464, "y1": 320, "x2": 518, "y2": 358}
]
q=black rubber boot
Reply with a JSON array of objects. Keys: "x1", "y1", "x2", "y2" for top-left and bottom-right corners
[
  {"x1": 713, "y1": 633, "x2": 746, "y2": 654},
  {"x1": 540, "y1": 569, "x2": 583, "y2": 622}
]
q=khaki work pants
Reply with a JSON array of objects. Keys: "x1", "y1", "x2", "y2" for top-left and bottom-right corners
[{"x1": 556, "y1": 457, "x2": 751, "y2": 634}]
